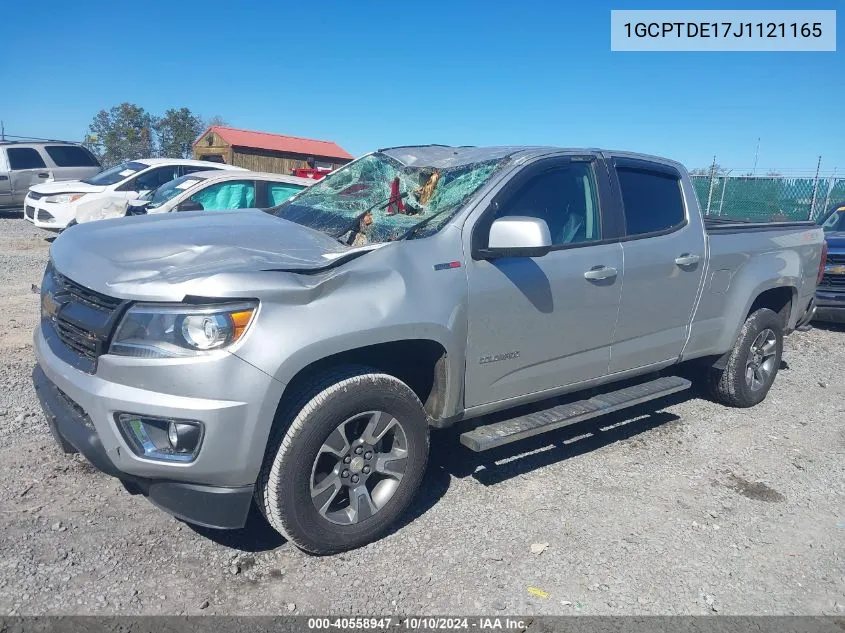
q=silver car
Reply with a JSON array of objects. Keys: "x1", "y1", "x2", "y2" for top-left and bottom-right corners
[
  {"x1": 74, "y1": 170, "x2": 314, "y2": 224},
  {"x1": 0, "y1": 140, "x2": 101, "y2": 208}
]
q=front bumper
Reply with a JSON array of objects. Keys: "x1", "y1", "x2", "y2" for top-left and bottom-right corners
[
  {"x1": 33, "y1": 322, "x2": 286, "y2": 529},
  {"x1": 24, "y1": 195, "x2": 75, "y2": 230},
  {"x1": 814, "y1": 286, "x2": 845, "y2": 324},
  {"x1": 34, "y1": 365, "x2": 254, "y2": 528}
]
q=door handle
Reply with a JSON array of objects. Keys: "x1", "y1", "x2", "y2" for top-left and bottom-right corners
[
  {"x1": 675, "y1": 254, "x2": 701, "y2": 267},
  {"x1": 584, "y1": 265, "x2": 618, "y2": 281},
  {"x1": 37, "y1": 172, "x2": 50, "y2": 178}
]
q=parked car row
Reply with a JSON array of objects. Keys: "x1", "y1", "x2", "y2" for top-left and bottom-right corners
[
  {"x1": 25, "y1": 158, "x2": 241, "y2": 229},
  {"x1": 3, "y1": 139, "x2": 314, "y2": 229}
]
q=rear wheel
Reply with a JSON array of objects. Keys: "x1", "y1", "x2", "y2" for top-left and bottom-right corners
[
  {"x1": 257, "y1": 367, "x2": 429, "y2": 554},
  {"x1": 708, "y1": 308, "x2": 783, "y2": 408}
]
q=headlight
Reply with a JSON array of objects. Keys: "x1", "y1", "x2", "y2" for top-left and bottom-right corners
[
  {"x1": 44, "y1": 193, "x2": 87, "y2": 204},
  {"x1": 109, "y1": 302, "x2": 257, "y2": 358}
]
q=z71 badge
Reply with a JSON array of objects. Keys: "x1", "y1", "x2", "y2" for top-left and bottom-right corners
[{"x1": 479, "y1": 351, "x2": 520, "y2": 365}]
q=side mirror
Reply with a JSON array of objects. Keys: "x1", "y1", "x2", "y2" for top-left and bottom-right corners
[
  {"x1": 478, "y1": 216, "x2": 552, "y2": 259},
  {"x1": 176, "y1": 200, "x2": 204, "y2": 212}
]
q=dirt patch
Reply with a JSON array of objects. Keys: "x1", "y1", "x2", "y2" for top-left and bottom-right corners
[{"x1": 725, "y1": 473, "x2": 786, "y2": 503}]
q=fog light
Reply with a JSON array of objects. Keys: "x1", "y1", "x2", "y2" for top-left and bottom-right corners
[
  {"x1": 168, "y1": 421, "x2": 179, "y2": 447},
  {"x1": 167, "y1": 421, "x2": 202, "y2": 453},
  {"x1": 116, "y1": 413, "x2": 204, "y2": 462}
]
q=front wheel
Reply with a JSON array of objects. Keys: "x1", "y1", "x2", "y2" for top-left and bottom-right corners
[
  {"x1": 257, "y1": 367, "x2": 429, "y2": 554},
  {"x1": 708, "y1": 307, "x2": 783, "y2": 408}
]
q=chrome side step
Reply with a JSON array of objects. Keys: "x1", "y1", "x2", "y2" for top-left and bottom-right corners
[{"x1": 459, "y1": 375, "x2": 691, "y2": 452}]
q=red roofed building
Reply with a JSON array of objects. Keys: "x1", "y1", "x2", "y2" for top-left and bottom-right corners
[{"x1": 193, "y1": 126, "x2": 353, "y2": 177}]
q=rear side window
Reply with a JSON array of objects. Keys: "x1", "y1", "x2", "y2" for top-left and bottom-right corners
[
  {"x1": 44, "y1": 145, "x2": 100, "y2": 167},
  {"x1": 7, "y1": 147, "x2": 47, "y2": 170},
  {"x1": 617, "y1": 167, "x2": 685, "y2": 236},
  {"x1": 267, "y1": 182, "x2": 305, "y2": 206}
]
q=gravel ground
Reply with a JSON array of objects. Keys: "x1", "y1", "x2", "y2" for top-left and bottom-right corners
[{"x1": 0, "y1": 214, "x2": 843, "y2": 616}]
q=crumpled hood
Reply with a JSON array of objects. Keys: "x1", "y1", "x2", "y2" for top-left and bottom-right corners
[
  {"x1": 824, "y1": 231, "x2": 845, "y2": 252},
  {"x1": 30, "y1": 180, "x2": 106, "y2": 195},
  {"x1": 49, "y1": 210, "x2": 356, "y2": 301}
]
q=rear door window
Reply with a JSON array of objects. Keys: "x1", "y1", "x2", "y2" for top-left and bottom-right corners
[
  {"x1": 189, "y1": 181, "x2": 256, "y2": 210},
  {"x1": 266, "y1": 182, "x2": 305, "y2": 206},
  {"x1": 7, "y1": 147, "x2": 47, "y2": 170},
  {"x1": 616, "y1": 167, "x2": 686, "y2": 236},
  {"x1": 44, "y1": 145, "x2": 100, "y2": 167}
]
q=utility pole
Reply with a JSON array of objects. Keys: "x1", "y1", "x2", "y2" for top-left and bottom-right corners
[
  {"x1": 706, "y1": 155, "x2": 717, "y2": 215},
  {"x1": 752, "y1": 137, "x2": 760, "y2": 176},
  {"x1": 0, "y1": 121, "x2": 5, "y2": 142},
  {"x1": 810, "y1": 155, "x2": 822, "y2": 218}
]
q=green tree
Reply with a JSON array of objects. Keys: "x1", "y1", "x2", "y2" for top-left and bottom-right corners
[
  {"x1": 690, "y1": 164, "x2": 728, "y2": 177},
  {"x1": 156, "y1": 107, "x2": 205, "y2": 159},
  {"x1": 83, "y1": 103, "x2": 156, "y2": 167}
]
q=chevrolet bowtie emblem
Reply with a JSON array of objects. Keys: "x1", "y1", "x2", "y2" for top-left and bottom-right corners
[
  {"x1": 41, "y1": 292, "x2": 60, "y2": 319},
  {"x1": 825, "y1": 264, "x2": 845, "y2": 275}
]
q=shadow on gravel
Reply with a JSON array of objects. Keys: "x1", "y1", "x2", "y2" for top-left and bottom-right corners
[
  {"x1": 183, "y1": 465, "x2": 453, "y2": 553},
  {"x1": 810, "y1": 321, "x2": 845, "y2": 333},
  {"x1": 186, "y1": 505, "x2": 285, "y2": 553},
  {"x1": 183, "y1": 378, "x2": 698, "y2": 551},
  {"x1": 430, "y1": 388, "x2": 692, "y2": 487},
  {"x1": 0, "y1": 209, "x2": 23, "y2": 219}
]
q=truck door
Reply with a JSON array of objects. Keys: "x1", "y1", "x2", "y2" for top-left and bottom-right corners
[
  {"x1": 0, "y1": 149, "x2": 12, "y2": 205},
  {"x1": 463, "y1": 156, "x2": 625, "y2": 409},
  {"x1": 607, "y1": 157, "x2": 706, "y2": 373}
]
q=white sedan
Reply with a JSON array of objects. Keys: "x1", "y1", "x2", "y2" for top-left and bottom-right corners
[
  {"x1": 24, "y1": 158, "x2": 244, "y2": 230},
  {"x1": 73, "y1": 170, "x2": 314, "y2": 224}
]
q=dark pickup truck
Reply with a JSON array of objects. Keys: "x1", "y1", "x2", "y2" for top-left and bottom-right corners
[{"x1": 815, "y1": 203, "x2": 845, "y2": 323}]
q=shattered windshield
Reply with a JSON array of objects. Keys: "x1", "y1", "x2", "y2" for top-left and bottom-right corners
[
  {"x1": 143, "y1": 175, "x2": 205, "y2": 209},
  {"x1": 271, "y1": 152, "x2": 507, "y2": 245}
]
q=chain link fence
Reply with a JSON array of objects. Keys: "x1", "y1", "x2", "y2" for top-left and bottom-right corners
[{"x1": 690, "y1": 174, "x2": 845, "y2": 222}]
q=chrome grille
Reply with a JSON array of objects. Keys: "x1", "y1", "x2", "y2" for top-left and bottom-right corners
[
  {"x1": 53, "y1": 269, "x2": 122, "y2": 312},
  {"x1": 55, "y1": 318, "x2": 99, "y2": 361},
  {"x1": 820, "y1": 274, "x2": 845, "y2": 288},
  {"x1": 44, "y1": 266, "x2": 124, "y2": 372}
]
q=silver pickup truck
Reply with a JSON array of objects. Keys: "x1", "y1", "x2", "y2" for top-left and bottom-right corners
[{"x1": 33, "y1": 146, "x2": 823, "y2": 554}]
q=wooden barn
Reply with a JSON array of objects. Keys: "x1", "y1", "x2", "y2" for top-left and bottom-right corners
[{"x1": 192, "y1": 126, "x2": 353, "y2": 175}]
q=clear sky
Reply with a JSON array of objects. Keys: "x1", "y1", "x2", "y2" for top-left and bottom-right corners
[{"x1": 1, "y1": 0, "x2": 842, "y2": 174}]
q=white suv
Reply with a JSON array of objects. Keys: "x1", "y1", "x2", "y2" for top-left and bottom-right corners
[{"x1": 24, "y1": 158, "x2": 244, "y2": 230}]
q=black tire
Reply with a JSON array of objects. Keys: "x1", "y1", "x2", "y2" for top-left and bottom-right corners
[
  {"x1": 708, "y1": 307, "x2": 783, "y2": 408},
  {"x1": 256, "y1": 366, "x2": 429, "y2": 555}
]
